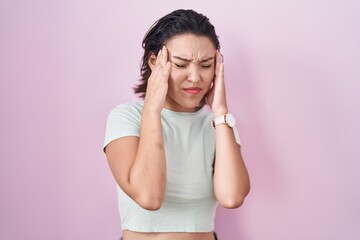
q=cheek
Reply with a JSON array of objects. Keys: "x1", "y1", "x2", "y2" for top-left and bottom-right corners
[
  {"x1": 203, "y1": 72, "x2": 215, "y2": 94},
  {"x1": 168, "y1": 70, "x2": 184, "y2": 92},
  {"x1": 169, "y1": 69, "x2": 185, "y2": 83},
  {"x1": 202, "y1": 70, "x2": 215, "y2": 85}
]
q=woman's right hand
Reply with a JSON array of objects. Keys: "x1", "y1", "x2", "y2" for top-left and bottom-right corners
[{"x1": 144, "y1": 46, "x2": 171, "y2": 112}]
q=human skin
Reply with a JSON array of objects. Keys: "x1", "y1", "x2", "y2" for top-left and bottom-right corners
[{"x1": 105, "y1": 34, "x2": 250, "y2": 240}]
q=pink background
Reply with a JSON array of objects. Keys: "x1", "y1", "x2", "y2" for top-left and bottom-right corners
[{"x1": 1, "y1": 0, "x2": 359, "y2": 239}]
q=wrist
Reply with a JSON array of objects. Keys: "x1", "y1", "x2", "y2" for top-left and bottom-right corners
[
  {"x1": 143, "y1": 94, "x2": 165, "y2": 112},
  {"x1": 212, "y1": 112, "x2": 236, "y2": 128},
  {"x1": 143, "y1": 101, "x2": 163, "y2": 113},
  {"x1": 213, "y1": 108, "x2": 228, "y2": 117}
]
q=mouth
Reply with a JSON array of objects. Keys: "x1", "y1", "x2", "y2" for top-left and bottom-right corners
[{"x1": 183, "y1": 87, "x2": 202, "y2": 95}]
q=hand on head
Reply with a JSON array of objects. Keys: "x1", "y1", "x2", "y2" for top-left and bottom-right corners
[
  {"x1": 144, "y1": 46, "x2": 171, "y2": 111},
  {"x1": 206, "y1": 50, "x2": 228, "y2": 117}
]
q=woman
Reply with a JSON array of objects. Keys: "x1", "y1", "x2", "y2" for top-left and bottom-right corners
[{"x1": 103, "y1": 9, "x2": 250, "y2": 240}]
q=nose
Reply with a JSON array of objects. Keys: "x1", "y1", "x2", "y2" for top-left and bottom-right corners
[{"x1": 187, "y1": 66, "x2": 201, "y2": 83}]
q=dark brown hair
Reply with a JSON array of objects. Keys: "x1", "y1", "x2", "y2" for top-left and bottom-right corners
[{"x1": 134, "y1": 9, "x2": 220, "y2": 98}]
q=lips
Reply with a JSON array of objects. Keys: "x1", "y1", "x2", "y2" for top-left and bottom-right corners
[{"x1": 183, "y1": 87, "x2": 202, "y2": 95}]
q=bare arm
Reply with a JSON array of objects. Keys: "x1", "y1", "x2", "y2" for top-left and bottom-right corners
[
  {"x1": 213, "y1": 126, "x2": 250, "y2": 208},
  {"x1": 207, "y1": 51, "x2": 250, "y2": 208},
  {"x1": 105, "y1": 47, "x2": 171, "y2": 210},
  {"x1": 105, "y1": 108, "x2": 166, "y2": 210}
]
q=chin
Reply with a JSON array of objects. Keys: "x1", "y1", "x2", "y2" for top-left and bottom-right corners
[{"x1": 166, "y1": 94, "x2": 206, "y2": 112}]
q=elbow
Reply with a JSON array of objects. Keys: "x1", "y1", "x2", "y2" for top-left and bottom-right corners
[
  {"x1": 219, "y1": 197, "x2": 245, "y2": 209},
  {"x1": 136, "y1": 195, "x2": 164, "y2": 211},
  {"x1": 140, "y1": 203, "x2": 162, "y2": 211},
  {"x1": 217, "y1": 187, "x2": 250, "y2": 209}
]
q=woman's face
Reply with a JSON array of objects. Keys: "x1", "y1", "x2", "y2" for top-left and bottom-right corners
[{"x1": 164, "y1": 34, "x2": 216, "y2": 112}]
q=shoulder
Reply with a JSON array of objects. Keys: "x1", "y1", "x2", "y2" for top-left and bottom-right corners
[
  {"x1": 103, "y1": 102, "x2": 143, "y2": 150},
  {"x1": 110, "y1": 101, "x2": 143, "y2": 114},
  {"x1": 108, "y1": 101, "x2": 143, "y2": 120},
  {"x1": 105, "y1": 101, "x2": 144, "y2": 128}
]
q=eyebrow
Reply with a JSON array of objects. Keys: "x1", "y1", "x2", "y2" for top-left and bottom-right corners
[{"x1": 171, "y1": 56, "x2": 214, "y2": 62}]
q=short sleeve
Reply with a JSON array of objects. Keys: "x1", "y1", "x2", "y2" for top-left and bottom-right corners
[
  {"x1": 103, "y1": 103, "x2": 141, "y2": 152},
  {"x1": 233, "y1": 126, "x2": 242, "y2": 146}
]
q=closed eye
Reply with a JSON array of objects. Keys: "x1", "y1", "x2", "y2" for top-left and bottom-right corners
[
  {"x1": 174, "y1": 63, "x2": 186, "y2": 68},
  {"x1": 201, "y1": 64, "x2": 213, "y2": 68}
]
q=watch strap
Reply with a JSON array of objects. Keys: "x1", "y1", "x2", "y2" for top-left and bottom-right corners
[{"x1": 212, "y1": 114, "x2": 226, "y2": 128}]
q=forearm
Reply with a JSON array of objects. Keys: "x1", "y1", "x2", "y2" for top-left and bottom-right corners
[
  {"x1": 213, "y1": 125, "x2": 250, "y2": 208},
  {"x1": 129, "y1": 105, "x2": 166, "y2": 209}
]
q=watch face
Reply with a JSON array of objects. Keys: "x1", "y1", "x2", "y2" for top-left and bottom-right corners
[{"x1": 226, "y1": 113, "x2": 236, "y2": 127}]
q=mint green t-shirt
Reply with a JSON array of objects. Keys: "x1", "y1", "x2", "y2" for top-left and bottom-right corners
[{"x1": 103, "y1": 101, "x2": 241, "y2": 232}]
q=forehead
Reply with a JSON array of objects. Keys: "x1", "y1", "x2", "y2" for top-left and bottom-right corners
[{"x1": 165, "y1": 34, "x2": 216, "y2": 60}]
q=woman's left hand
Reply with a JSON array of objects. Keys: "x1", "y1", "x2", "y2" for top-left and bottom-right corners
[{"x1": 206, "y1": 50, "x2": 229, "y2": 117}]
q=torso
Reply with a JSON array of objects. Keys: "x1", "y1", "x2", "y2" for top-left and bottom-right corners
[
  {"x1": 123, "y1": 230, "x2": 216, "y2": 240},
  {"x1": 106, "y1": 103, "x2": 219, "y2": 235}
]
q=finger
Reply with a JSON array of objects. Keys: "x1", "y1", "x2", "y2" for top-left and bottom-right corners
[
  {"x1": 155, "y1": 49, "x2": 162, "y2": 66},
  {"x1": 219, "y1": 62, "x2": 224, "y2": 81},
  {"x1": 215, "y1": 50, "x2": 222, "y2": 78},
  {"x1": 163, "y1": 61, "x2": 171, "y2": 76},
  {"x1": 160, "y1": 46, "x2": 168, "y2": 67}
]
